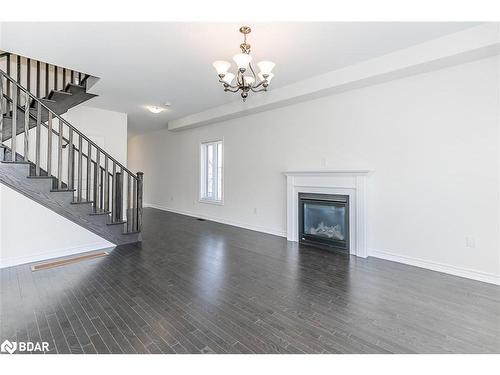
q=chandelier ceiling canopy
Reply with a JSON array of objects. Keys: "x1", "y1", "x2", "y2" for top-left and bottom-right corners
[{"x1": 212, "y1": 26, "x2": 275, "y2": 101}]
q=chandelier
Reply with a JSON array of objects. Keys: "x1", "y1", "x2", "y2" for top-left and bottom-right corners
[{"x1": 212, "y1": 26, "x2": 275, "y2": 101}]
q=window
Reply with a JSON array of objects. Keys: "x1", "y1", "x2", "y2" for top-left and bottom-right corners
[{"x1": 200, "y1": 139, "x2": 223, "y2": 204}]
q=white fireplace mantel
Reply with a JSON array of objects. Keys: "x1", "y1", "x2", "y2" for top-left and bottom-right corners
[{"x1": 283, "y1": 169, "x2": 372, "y2": 258}]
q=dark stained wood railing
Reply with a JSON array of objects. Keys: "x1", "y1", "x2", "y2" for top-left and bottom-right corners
[{"x1": 0, "y1": 69, "x2": 143, "y2": 234}]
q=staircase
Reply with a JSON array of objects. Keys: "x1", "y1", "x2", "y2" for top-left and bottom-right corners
[{"x1": 0, "y1": 52, "x2": 143, "y2": 245}]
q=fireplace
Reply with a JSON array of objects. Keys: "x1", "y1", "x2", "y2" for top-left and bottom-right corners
[{"x1": 298, "y1": 192, "x2": 349, "y2": 252}]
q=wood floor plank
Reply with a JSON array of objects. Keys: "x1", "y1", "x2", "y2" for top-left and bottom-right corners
[{"x1": 1, "y1": 208, "x2": 499, "y2": 354}]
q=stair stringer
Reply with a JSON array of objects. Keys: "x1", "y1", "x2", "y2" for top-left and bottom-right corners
[{"x1": 0, "y1": 161, "x2": 140, "y2": 245}]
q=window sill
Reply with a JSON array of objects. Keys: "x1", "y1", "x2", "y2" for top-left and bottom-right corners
[{"x1": 199, "y1": 198, "x2": 224, "y2": 206}]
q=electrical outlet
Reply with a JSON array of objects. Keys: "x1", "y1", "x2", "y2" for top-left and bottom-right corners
[
  {"x1": 465, "y1": 237, "x2": 476, "y2": 248},
  {"x1": 321, "y1": 158, "x2": 327, "y2": 167},
  {"x1": 253, "y1": 208, "x2": 257, "y2": 215}
]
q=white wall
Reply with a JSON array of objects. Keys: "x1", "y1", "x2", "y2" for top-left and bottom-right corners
[
  {"x1": 65, "y1": 105, "x2": 128, "y2": 166},
  {"x1": 129, "y1": 56, "x2": 500, "y2": 283},
  {"x1": 0, "y1": 105, "x2": 128, "y2": 267},
  {"x1": 0, "y1": 185, "x2": 113, "y2": 268}
]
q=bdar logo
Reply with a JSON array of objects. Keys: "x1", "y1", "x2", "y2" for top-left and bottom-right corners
[{"x1": 1, "y1": 339, "x2": 17, "y2": 354}]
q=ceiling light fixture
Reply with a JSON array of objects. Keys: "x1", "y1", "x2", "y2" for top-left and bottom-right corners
[
  {"x1": 146, "y1": 105, "x2": 166, "y2": 114},
  {"x1": 213, "y1": 26, "x2": 275, "y2": 102}
]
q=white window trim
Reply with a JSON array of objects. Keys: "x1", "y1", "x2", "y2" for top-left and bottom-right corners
[{"x1": 199, "y1": 138, "x2": 224, "y2": 205}]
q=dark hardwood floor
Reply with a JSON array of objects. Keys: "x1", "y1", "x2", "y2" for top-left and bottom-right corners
[{"x1": 1, "y1": 208, "x2": 499, "y2": 354}]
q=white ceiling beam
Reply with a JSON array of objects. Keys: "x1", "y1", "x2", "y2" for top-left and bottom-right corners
[{"x1": 168, "y1": 23, "x2": 500, "y2": 131}]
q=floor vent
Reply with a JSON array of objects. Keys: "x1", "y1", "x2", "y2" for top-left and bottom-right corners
[{"x1": 31, "y1": 251, "x2": 108, "y2": 271}]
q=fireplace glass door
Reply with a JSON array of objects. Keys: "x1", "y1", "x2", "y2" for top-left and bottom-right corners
[{"x1": 299, "y1": 193, "x2": 349, "y2": 251}]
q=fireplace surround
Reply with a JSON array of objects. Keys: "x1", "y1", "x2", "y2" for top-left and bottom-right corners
[{"x1": 283, "y1": 170, "x2": 371, "y2": 258}]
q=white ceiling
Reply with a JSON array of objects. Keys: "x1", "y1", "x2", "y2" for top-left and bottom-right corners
[{"x1": 0, "y1": 22, "x2": 481, "y2": 134}]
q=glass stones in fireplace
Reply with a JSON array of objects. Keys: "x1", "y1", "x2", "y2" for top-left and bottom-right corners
[{"x1": 298, "y1": 193, "x2": 349, "y2": 252}]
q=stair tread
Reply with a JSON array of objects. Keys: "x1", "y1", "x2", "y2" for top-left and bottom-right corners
[
  {"x1": 89, "y1": 209, "x2": 111, "y2": 216},
  {"x1": 71, "y1": 200, "x2": 94, "y2": 205},
  {"x1": 50, "y1": 188, "x2": 76, "y2": 192},
  {"x1": 107, "y1": 220, "x2": 127, "y2": 226}
]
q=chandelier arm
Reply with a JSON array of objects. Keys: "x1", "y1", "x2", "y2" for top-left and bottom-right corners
[
  {"x1": 248, "y1": 62, "x2": 258, "y2": 87},
  {"x1": 218, "y1": 79, "x2": 239, "y2": 89},
  {"x1": 224, "y1": 87, "x2": 241, "y2": 93},
  {"x1": 252, "y1": 80, "x2": 266, "y2": 89},
  {"x1": 250, "y1": 87, "x2": 268, "y2": 93}
]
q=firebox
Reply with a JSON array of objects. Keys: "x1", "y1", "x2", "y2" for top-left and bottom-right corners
[{"x1": 298, "y1": 192, "x2": 349, "y2": 252}]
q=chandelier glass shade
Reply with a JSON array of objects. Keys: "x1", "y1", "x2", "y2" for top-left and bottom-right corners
[{"x1": 212, "y1": 26, "x2": 275, "y2": 101}]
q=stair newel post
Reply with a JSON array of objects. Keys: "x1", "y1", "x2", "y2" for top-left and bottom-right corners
[
  {"x1": 35, "y1": 102, "x2": 41, "y2": 176},
  {"x1": 57, "y1": 119, "x2": 63, "y2": 189},
  {"x1": 47, "y1": 112, "x2": 52, "y2": 175},
  {"x1": 136, "y1": 172, "x2": 144, "y2": 232},
  {"x1": 132, "y1": 176, "x2": 137, "y2": 231},
  {"x1": 127, "y1": 174, "x2": 132, "y2": 232},
  {"x1": 67, "y1": 128, "x2": 74, "y2": 190},
  {"x1": 104, "y1": 156, "x2": 109, "y2": 212},
  {"x1": 86, "y1": 142, "x2": 91, "y2": 201},
  {"x1": 115, "y1": 169, "x2": 123, "y2": 223},
  {"x1": 111, "y1": 161, "x2": 116, "y2": 222},
  {"x1": 77, "y1": 135, "x2": 83, "y2": 201},
  {"x1": 23, "y1": 89, "x2": 30, "y2": 162},
  {"x1": 11, "y1": 84, "x2": 17, "y2": 161}
]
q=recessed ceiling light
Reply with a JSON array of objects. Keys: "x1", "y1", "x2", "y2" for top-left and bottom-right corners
[{"x1": 146, "y1": 105, "x2": 165, "y2": 114}]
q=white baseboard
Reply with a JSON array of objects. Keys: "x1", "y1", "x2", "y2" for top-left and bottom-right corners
[
  {"x1": 144, "y1": 204, "x2": 499, "y2": 286},
  {"x1": 0, "y1": 241, "x2": 114, "y2": 269},
  {"x1": 369, "y1": 248, "x2": 500, "y2": 286},
  {"x1": 144, "y1": 203, "x2": 287, "y2": 238}
]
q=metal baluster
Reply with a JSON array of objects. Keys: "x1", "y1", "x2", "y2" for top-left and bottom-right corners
[
  {"x1": 26, "y1": 58, "x2": 31, "y2": 95},
  {"x1": 115, "y1": 169, "x2": 123, "y2": 222},
  {"x1": 16, "y1": 56, "x2": 20, "y2": 103},
  {"x1": 111, "y1": 162, "x2": 116, "y2": 222},
  {"x1": 6, "y1": 55, "x2": 11, "y2": 99},
  {"x1": 78, "y1": 72, "x2": 82, "y2": 85},
  {"x1": 57, "y1": 119, "x2": 63, "y2": 189},
  {"x1": 71, "y1": 70, "x2": 74, "y2": 85},
  {"x1": 47, "y1": 112, "x2": 52, "y2": 175},
  {"x1": 127, "y1": 174, "x2": 132, "y2": 232},
  {"x1": 104, "y1": 156, "x2": 109, "y2": 211},
  {"x1": 95, "y1": 150, "x2": 101, "y2": 209},
  {"x1": 54, "y1": 66, "x2": 58, "y2": 91},
  {"x1": 137, "y1": 172, "x2": 144, "y2": 232},
  {"x1": 35, "y1": 102, "x2": 41, "y2": 175},
  {"x1": 92, "y1": 159, "x2": 99, "y2": 211},
  {"x1": 100, "y1": 167, "x2": 104, "y2": 209},
  {"x1": 77, "y1": 135, "x2": 83, "y2": 201},
  {"x1": 11, "y1": 85, "x2": 17, "y2": 161},
  {"x1": 36, "y1": 61, "x2": 40, "y2": 97},
  {"x1": 67, "y1": 128, "x2": 74, "y2": 190},
  {"x1": 86, "y1": 142, "x2": 91, "y2": 201},
  {"x1": 62, "y1": 68, "x2": 66, "y2": 88},
  {"x1": 45, "y1": 64, "x2": 49, "y2": 97},
  {"x1": 23, "y1": 90, "x2": 30, "y2": 161}
]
